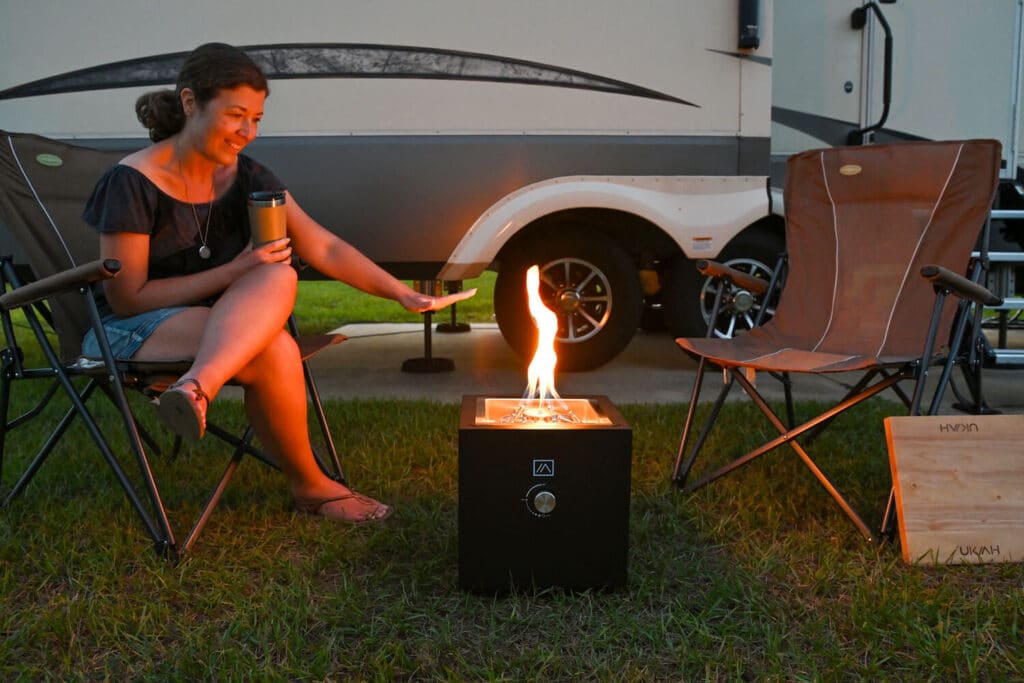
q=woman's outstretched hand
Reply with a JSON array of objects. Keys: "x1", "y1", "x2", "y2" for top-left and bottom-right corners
[{"x1": 400, "y1": 287, "x2": 478, "y2": 313}]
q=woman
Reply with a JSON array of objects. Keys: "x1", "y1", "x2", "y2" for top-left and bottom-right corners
[{"x1": 82, "y1": 43, "x2": 456, "y2": 523}]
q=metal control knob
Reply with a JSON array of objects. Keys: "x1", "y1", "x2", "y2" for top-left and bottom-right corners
[{"x1": 533, "y1": 490, "x2": 557, "y2": 514}]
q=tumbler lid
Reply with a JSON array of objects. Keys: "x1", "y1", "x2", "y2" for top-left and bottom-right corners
[{"x1": 248, "y1": 190, "x2": 286, "y2": 206}]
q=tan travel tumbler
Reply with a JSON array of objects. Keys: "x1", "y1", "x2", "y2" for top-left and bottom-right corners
[{"x1": 247, "y1": 190, "x2": 287, "y2": 245}]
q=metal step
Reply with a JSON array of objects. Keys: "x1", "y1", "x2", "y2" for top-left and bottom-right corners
[{"x1": 990, "y1": 348, "x2": 1024, "y2": 368}]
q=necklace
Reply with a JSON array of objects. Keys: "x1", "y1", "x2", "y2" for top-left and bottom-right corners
[{"x1": 177, "y1": 152, "x2": 214, "y2": 260}]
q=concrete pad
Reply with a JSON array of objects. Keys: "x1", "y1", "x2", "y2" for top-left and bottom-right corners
[{"x1": 299, "y1": 322, "x2": 1024, "y2": 411}]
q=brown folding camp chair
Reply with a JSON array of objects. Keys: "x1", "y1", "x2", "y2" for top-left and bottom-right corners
[
  {"x1": 0, "y1": 129, "x2": 346, "y2": 559},
  {"x1": 672, "y1": 139, "x2": 1003, "y2": 542}
]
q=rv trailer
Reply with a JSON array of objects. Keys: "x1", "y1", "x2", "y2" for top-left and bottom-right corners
[
  {"x1": 0, "y1": 0, "x2": 775, "y2": 370},
  {"x1": 2, "y1": 1, "x2": 1022, "y2": 369}
]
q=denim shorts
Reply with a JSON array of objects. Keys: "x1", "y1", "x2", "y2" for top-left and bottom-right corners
[{"x1": 81, "y1": 306, "x2": 190, "y2": 360}]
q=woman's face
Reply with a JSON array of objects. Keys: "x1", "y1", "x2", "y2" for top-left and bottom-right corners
[{"x1": 183, "y1": 85, "x2": 266, "y2": 165}]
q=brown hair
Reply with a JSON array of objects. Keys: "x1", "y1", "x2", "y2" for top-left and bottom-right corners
[{"x1": 135, "y1": 43, "x2": 269, "y2": 142}]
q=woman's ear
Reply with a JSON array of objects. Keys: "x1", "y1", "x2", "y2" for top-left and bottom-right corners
[{"x1": 179, "y1": 88, "x2": 196, "y2": 117}]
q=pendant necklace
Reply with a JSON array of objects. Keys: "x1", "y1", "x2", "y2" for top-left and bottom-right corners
[{"x1": 177, "y1": 151, "x2": 214, "y2": 260}]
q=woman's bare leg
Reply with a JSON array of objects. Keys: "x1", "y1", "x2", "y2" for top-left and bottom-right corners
[
  {"x1": 135, "y1": 262, "x2": 297, "y2": 396},
  {"x1": 231, "y1": 330, "x2": 389, "y2": 520},
  {"x1": 134, "y1": 263, "x2": 388, "y2": 520}
]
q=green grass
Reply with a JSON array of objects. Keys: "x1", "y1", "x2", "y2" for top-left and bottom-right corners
[
  {"x1": 292, "y1": 272, "x2": 497, "y2": 334},
  {"x1": 2, "y1": 389, "x2": 1022, "y2": 680},
  {"x1": 2, "y1": 286, "x2": 1023, "y2": 680}
]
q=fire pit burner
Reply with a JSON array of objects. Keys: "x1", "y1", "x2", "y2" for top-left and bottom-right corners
[{"x1": 475, "y1": 397, "x2": 613, "y2": 426}]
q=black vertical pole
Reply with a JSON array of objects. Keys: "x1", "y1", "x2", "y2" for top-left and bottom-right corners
[{"x1": 738, "y1": 0, "x2": 760, "y2": 49}]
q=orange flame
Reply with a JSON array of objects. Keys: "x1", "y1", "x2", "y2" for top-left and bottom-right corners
[{"x1": 524, "y1": 265, "x2": 560, "y2": 403}]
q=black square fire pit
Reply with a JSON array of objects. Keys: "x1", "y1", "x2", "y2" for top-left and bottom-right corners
[{"x1": 458, "y1": 395, "x2": 632, "y2": 593}]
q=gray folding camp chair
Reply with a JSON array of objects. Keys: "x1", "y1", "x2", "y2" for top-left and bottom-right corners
[
  {"x1": 672, "y1": 140, "x2": 1003, "y2": 542},
  {"x1": 0, "y1": 129, "x2": 346, "y2": 559}
]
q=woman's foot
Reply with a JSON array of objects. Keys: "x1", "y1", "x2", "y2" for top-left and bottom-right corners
[
  {"x1": 293, "y1": 489, "x2": 393, "y2": 523},
  {"x1": 155, "y1": 377, "x2": 209, "y2": 441}
]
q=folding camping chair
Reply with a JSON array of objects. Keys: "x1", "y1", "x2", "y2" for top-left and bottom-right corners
[
  {"x1": 671, "y1": 139, "x2": 1003, "y2": 542},
  {"x1": 0, "y1": 129, "x2": 346, "y2": 559}
]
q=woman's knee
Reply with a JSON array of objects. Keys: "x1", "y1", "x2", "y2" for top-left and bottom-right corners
[
  {"x1": 231, "y1": 262, "x2": 298, "y2": 309},
  {"x1": 228, "y1": 264, "x2": 298, "y2": 327},
  {"x1": 236, "y1": 329, "x2": 301, "y2": 383},
  {"x1": 255, "y1": 262, "x2": 298, "y2": 295}
]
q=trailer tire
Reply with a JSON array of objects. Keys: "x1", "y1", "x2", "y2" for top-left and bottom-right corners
[
  {"x1": 494, "y1": 229, "x2": 642, "y2": 372},
  {"x1": 664, "y1": 226, "x2": 784, "y2": 340}
]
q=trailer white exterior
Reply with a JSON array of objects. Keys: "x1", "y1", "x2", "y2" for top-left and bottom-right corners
[
  {"x1": 0, "y1": 0, "x2": 776, "y2": 370},
  {"x1": 771, "y1": 0, "x2": 1024, "y2": 366},
  {"x1": 772, "y1": 0, "x2": 1023, "y2": 178},
  {"x1": 3, "y1": 1, "x2": 1021, "y2": 369}
]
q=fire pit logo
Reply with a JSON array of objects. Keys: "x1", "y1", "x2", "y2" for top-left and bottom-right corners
[{"x1": 533, "y1": 459, "x2": 555, "y2": 477}]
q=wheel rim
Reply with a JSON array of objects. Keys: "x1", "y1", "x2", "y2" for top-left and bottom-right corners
[
  {"x1": 538, "y1": 257, "x2": 613, "y2": 344},
  {"x1": 698, "y1": 257, "x2": 776, "y2": 339}
]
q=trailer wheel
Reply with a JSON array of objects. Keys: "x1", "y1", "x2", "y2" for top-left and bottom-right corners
[
  {"x1": 665, "y1": 227, "x2": 784, "y2": 340},
  {"x1": 494, "y1": 230, "x2": 642, "y2": 371}
]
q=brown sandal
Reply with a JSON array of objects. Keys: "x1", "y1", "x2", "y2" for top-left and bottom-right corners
[
  {"x1": 156, "y1": 377, "x2": 209, "y2": 441},
  {"x1": 293, "y1": 492, "x2": 394, "y2": 523}
]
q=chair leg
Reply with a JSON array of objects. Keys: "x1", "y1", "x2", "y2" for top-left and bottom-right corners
[
  {"x1": 944, "y1": 322, "x2": 998, "y2": 416},
  {"x1": 3, "y1": 291, "x2": 175, "y2": 554},
  {"x1": 179, "y1": 426, "x2": 255, "y2": 556},
  {"x1": 98, "y1": 376, "x2": 177, "y2": 555},
  {"x1": 730, "y1": 369, "x2": 882, "y2": 541},
  {"x1": 287, "y1": 317, "x2": 344, "y2": 482},
  {"x1": 673, "y1": 277, "x2": 733, "y2": 487},
  {"x1": 801, "y1": 369, "x2": 881, "y2": 445},
  {"x1": 4, "y1": 372, "x2": 174, "y2": 552},
  {"x1": 302, "y1": 356, "x2": 344, "y2": 483},
  {"x1": 205, "y1": 422, "x2": 279, "y2": 470},
  {"x1": 884, "y1": 370, "x2": 914, "y2": 409},
  {"x1": 672, "y1": 358, "x2": 735, "y2": 488},
  {"x1": 3, "y1": 382, "x2": 97, "y2": 505},
  {"x1": 880, "y1": 489, "x2": 899, "y2": 540},
  {"x1": 2, "y1": 375, "x2": 62, "y2": 431},
  {"x1": 0, "y1": 371, "x2": 12, "y2": 488},
  {"x1": 171, "y1": 347, "x2": 344, "y2": 553},
  {"x1": 78, "y1": 300, "x2": 177, "y2": 555},
  {"x1": 948, "y1": 270, "x2": 999, "y2": 415},
  {"x1": 781, "y1": 372, "x2": 795, "y2": 428},
  {"x1": 93, "y1": 381, "x2": 166, "y2": 457},
  {"x1": 689, "y1": 368, "x2": 906, "y2": 541},
  {"x1": 949, "y1": 362, "x2": 997, "y2": 415},
  {"x1": 909, "y1": 289, "x2": 951, "y2": 416}
]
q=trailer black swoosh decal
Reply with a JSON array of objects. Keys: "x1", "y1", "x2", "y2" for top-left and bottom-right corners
[
  {"x1": 706, "y1": 48, "x2": 772, "y2": 66},
  {"x1": 771, "y1": 106, "x2": 927, "y2": 147},
  {"x1": 0, "y1": 43, "x2": 697, "y2": 107}
]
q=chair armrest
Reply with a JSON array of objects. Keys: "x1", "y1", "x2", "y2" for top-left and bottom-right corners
[
  {"x1": 296, "y1": 333, "x2": 347, "y2": 361},
  {"x1": 695, "y1": 259, "x2": 770, "y2": 296},
  {"x1": 920, "y1": 264, "x2": 1002, "y2": 307},
  {"x1": 0, "y1": 258, "x2": 121, "y2": 311}
]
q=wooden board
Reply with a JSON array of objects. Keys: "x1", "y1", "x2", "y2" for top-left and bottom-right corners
[{"x1": 885, "y1": 414, "x2": 1024, "y2": 565}]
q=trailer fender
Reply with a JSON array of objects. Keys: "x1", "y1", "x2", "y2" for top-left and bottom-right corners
[{"x1": 438, "y1": 175, "x2": 769, "y2": 280}]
